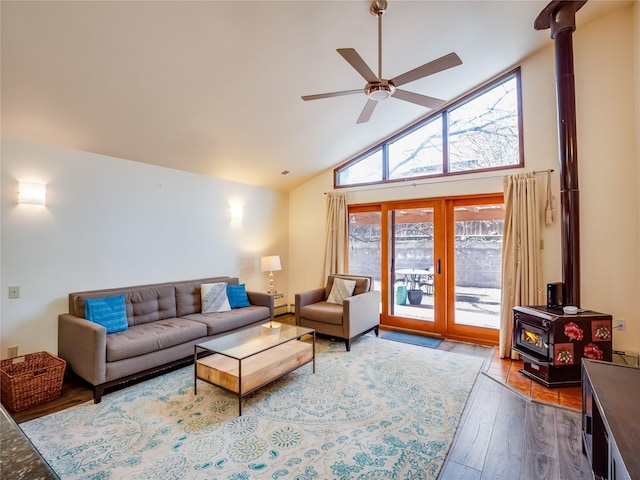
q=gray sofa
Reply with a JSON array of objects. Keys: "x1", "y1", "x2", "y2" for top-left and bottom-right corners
[{"x1": 58, "y1": 277, "x2": 273, "y2": 403}]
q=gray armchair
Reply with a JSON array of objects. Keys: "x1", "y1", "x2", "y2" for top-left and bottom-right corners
[{"x1": 295, "y1": 274, "x2": 380, "y2": 351}]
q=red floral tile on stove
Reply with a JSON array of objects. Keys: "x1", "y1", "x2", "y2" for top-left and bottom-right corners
[
  {"x1": 591, "y1": 320, "x2": 612, "y2": 342},
  {"x1": 583, "y1": 343, "x2": 604, "y2": 360},
  {"x1": 554, "y1": 343, "x2": 574, "y2": 365},
  {"x1": 564, "y1": 321, "x2": 584, "y2": 341}
]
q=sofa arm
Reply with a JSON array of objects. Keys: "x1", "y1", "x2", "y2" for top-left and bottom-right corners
[
  {"x1": 246, "y1": 291, "x2": 273, "y2": 309},
  {"x1": 246, "y1": 291, "x2": 275, "y2": 320},
  {"x1": 343, "y1": 290, "x2": 381, "y2": 337},
  {"x1": 58, "y1": 313, "x2": 107, "y2": 386}
]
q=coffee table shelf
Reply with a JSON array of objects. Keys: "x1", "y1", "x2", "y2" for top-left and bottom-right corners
[{"x1": 194, "y1": 323, "x2": 315, "y2": 415}]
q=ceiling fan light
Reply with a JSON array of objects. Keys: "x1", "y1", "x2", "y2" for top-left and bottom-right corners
[
  {"x1": 370, "y1": 89, "x2": 391, "y2": 101},
  {"x1": 366, "y1": 83, "x2": 395, "y2": 101}
]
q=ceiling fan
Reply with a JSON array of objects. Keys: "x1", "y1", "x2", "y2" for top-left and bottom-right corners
[{"x1": 302, "y1": 0, "x2": 462, "y2": 124}]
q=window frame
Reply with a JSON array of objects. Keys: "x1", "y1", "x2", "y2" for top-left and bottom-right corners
[{"x1": 334, "y1": 67, "x2": 524, "y2": 189}]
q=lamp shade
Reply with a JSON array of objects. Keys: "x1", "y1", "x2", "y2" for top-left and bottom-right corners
[{"x1": 261, "y1": 255, "x2": 281, "y2": 272}]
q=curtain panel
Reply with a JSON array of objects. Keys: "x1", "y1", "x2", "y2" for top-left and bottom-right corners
[
  {"x1": 323, "y1": 192, "x2": 348, "y2": 279},
  {"x1": 500, "y1": 173, "x2": 543, "y2": 358}
]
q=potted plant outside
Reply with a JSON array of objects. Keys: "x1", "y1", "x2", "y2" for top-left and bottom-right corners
[{"x1": 407, "y1": 288, "x2": 423, "y2": 305}]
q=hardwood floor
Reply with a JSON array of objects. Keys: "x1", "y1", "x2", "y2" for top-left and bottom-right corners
[
  {"x1": 11, "y1": 371, "x2": 93, "y2": 424},
  {"x1": 440, "y1": 344, "x2": 591, "y2": 480},
  {"x1": 7, "y1": 322, "x2": 592, "y2": 479}
]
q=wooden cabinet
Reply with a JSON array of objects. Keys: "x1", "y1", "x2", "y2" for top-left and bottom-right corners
[{"x1": 582, "y1": 359, "x2": 640, "y2": 480}]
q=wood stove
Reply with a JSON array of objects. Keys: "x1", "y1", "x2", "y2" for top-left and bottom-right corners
[{"x1": 513, "y1": 306, "x2": 612, "y2": 387}]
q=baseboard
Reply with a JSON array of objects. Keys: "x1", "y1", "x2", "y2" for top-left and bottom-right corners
[{"x1": 275, "y1": 304, "x2": 291, "y2": 317}]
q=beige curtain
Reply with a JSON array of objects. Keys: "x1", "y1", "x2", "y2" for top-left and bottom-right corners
[
  {"x1": 323, "y1": 192, "x2": 348, "y2": 279},
  {"x1": 500, "y1": 173, "x2": 544, "y2": 358}
]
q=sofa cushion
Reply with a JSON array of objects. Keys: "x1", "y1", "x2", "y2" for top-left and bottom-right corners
[
  {"x1": 85, "y1": 294, "x2": 128, "y2": 334},
  {"x1": 175, "y1": 277, "x2": 237, "y2": 316},
  {"x1": 300, "y1": 302, "x2": 344, "y2": 325},
  {"x1": 105, "y1": 318, "x2": 207, "y2": 362},
  {"x1": 201, "y1": 283, "x2": 231, "y2": 313},
  {"x1": 70, "y1": 285, "x2": 177, "y2": 326},
  {"x1": 129, "y1": 285, "x2": 177, "y2": 325},
  {"x1": 183, "y1": 306, "x2": 270, "y2": 336},
  {"x1": 227, "y1": 284, "x2": 250, "y2": 308}
]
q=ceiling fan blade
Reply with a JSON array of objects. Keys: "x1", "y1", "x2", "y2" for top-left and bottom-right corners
[
  {"x1": 393, "y1": 89, "x2": 446, "y2": 109},
  {"x1": 391, "y1": 52, "x2": 462, "y2": 87},
  {"x1": 301, "y1": 89, "x2": 363, "y2": 101},
  {"x1": 337, "y1": 48, "x2": 379, "y2": 83},
  {"x1": 356, "y1": 99, "x2": 378, "y2": 124}
]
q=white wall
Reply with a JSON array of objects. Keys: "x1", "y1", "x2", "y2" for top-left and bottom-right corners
[
  {"x1": 289, "y1": 169, "x2": 332, "y2": 300},
  {"x1": 1, "y1": 137, "x2": 289, "y2": 358},
  {"x1": 289, "y1": 4, "x2": 639, "y2": 354},
  {"x1": 573, "y1": 5, "x2": 639, "y2": 355}
]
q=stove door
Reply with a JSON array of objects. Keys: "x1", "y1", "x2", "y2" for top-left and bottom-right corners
[{"x1": 512, "y1": 311, "x2": 551, "y2": 363}]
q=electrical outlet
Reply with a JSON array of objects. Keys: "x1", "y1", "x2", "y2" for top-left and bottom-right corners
[
  {"x1": 615, "y1": 319, "x2": 626, "y2": 331},
  {"x1": 7, "y1": 345, "x2": 18, "y2": 358}
]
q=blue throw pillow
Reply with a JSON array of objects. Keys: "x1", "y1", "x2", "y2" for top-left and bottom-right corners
[
  {"x1": 227, "y1": 284, "x2": 250, "y2": 309},
  {"x1": 84, "y1": 294, "x2": 128, "y2": 334}
]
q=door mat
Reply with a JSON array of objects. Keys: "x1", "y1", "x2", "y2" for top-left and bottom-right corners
[{"x1": 381, "y1": 330, "x2": 443, "y2": 349}]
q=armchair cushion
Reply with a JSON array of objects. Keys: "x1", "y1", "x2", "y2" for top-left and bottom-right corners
[
  {"x1": 299, "y1": 302, "x2": 344, "y2": 325},
  {"x1": 324, "y1": 275, "x2": 371, "y2": 299},
  {"x1": 326, "y1": 278, "x2": 356, "y2": 305}
]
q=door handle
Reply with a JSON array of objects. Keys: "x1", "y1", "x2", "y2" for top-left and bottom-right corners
[{"x1": 436, "y1": 259, "x2": 441, "y2": 274}]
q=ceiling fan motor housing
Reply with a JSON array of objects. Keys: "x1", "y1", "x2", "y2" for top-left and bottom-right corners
[{"x1": 366, "y1": 81, "x2": 396, "y2": 101}]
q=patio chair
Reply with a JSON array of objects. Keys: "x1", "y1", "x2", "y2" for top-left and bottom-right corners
[{"x1": 419, "y1": 268, "x2": 434, "y2": 295}]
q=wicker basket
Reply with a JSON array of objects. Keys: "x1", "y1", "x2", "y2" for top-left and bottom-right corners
[{"x1": 1, "y1": 351, "x2": 66, "y2": 412}]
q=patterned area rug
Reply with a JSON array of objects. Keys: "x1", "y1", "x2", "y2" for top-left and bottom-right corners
[{"x1": 21, "y1": 336, "x2": 484, "y2": 480}]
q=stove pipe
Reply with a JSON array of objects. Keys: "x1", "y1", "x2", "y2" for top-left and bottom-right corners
[{"x1": 535, "y1": 1, "x2": 586, "y2": 307}]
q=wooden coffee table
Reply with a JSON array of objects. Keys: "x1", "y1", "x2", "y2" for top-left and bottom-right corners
[{"x1": 194, "y1": 323, "x2": 315, "y2": 415}]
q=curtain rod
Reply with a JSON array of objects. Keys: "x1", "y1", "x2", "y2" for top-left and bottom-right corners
[{"x1": 325, "y1": 169, "x2": 555, "y2": 194}]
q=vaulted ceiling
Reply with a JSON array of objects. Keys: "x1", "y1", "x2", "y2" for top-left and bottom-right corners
[{"x1": 1, "y1": 1, "x2": 628, "y2": 191}]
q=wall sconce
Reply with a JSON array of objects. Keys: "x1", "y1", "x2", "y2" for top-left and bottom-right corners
[
  {"x1": 261, "y1": 255, "x2": 282, "y2": 294},
  {"x1": 230, "y1": 202, "x2": 243, "y2": 224},
  {"x1": 18, "y1": 182, "x2": 47, "y2": 206}
]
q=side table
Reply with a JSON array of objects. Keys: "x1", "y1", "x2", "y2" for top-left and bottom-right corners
[{"x1": 270, "y1": 292, "x2": 289, "y2": 317}]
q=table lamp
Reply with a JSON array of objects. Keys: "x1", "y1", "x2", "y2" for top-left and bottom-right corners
[{"x1": 261, "y1": 255, "x2": 281, "y2": 295}]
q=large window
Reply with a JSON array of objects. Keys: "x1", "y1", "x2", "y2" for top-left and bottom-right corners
[{"x1": 335, "y1": 69, "x2": 523, "y2": 188}]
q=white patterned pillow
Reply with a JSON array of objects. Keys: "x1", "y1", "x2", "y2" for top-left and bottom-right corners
[
  {"x1": 201, "y1": 283, "x2": 231, "y2": 313},
  {"x1": 326, "y1": 278, "x2": 357, "y2": 305}
]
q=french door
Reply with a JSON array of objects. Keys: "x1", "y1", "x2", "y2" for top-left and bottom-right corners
[
  {"x1": 348, "y1": 194, "x2": 503, "y2": 345},
  {"x1": 386, "y1": 201, "x2": 443, "y2": 334}
]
